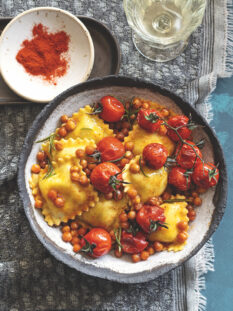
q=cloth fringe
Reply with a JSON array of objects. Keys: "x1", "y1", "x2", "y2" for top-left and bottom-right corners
[
  {"x1": 224, "y1": 0, "x2": 233, "y2": 77},
  {"x1": 195, "y1": 239, "x2": 215, "y2": 311}
]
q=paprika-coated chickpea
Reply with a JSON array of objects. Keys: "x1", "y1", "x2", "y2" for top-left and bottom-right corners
[
  {"x1": 31, "y1": 164, "x2": 41, "y2": 174},
  {"x1": 132, "y1": 254, "x2": 141, "y2": 263},
  {"x1": 116, "y1": 132, "x2": 124, "y2": 141},
  {"x1": 58, "y1": 126, "x2": 67, "y2": 137},
  {"x1": 122, "y1": 121, "x2": 131, "y2": 129},
  {"x1": 48, "y1": 189, "x2": 57, "y2": 201},
  {"x1": 177, "y1": 221, "x2": 188, "y2": 231},
  {"x1": 114, "y1": 248, "x2": 123, "y2": 258},
  {"x1": 121, "y1": 128, "x2": 129, "y2": 136},
  {"x1": 193, "y1": 197, "x2": 202, "y2": 206},
  {"x1": 83, "y1": 168, "x2": 91, "y2": 176},
  {"x1": 71, "y1": 221, "x2": 78, "y2": 230},
  {"x1": 130, "y1": 163, "x2": 140, "y2": 174},
  {"x1": 61, "y1": 115, "x2": 69, "y2": 123},
  {"x1": 121, "y1": 222, "x2": 129, "y2": 229},
  {"x1": 125, "y1": 151, "x2": 133, "y2": 159},
  {"x1": 39, "y1": 161, "x2": 47, "y2": 169},
  {"x1": 153, "y1": 241, "x2": 163, "y2": 252},
  {"x1": 65, "y1": 119, "x2": 76, "y2": 132},
  {"x1": 125, "y1": 141, "x2": 134, "y2": 151},
  {"x1": 75, "y1": 149, "x2": 85, "y2": 158},
  {"x1": 85, "y1": 146, "x2": 95, "y2": 155},
  {"x1": 177, "y1": 231, "x2": 188, "y2": 242},
  {"x1": 188, "y1": 209, "x2": 196, "y2": 221},
  {"x1": 134, "y1": 203, "x2": 143, "y2": 211},
  {"x1": 162, "y1": 191, "x2": 171, "y2": 201},
  {"x1": 73, "y1": 244, "x2": 82, "y2": 253},
  {"x1": 77, "y1": 227, "x2": 87, "y2": 236},
  {"x1": 158, "y1": 125, "x2": 167, "y2": 136},
  {"x1": 78, "y1": 175, "x2": 89, "y2": 186},
  {"x1": 70, "y1": 166, "x2": 80, "y2": 173},
  {"x1": 142, "y1": 103, "x2": 149, "y2": 109},
  {"x1": 80, "y1": 159, "x2": 88, "y2": 168},
  {"x1": 113, "y1": 190, "x2": 123, "y2": 201},
  {"x1": 191, "y1": 191, "x2": 198, "y2": 198},
  {"x1": 55, "y1": 141, "x2": 63, "y2": 151},
  {"x1": 87, "y1": 163, "x2": 97, "y2": 170},
  {"x1": 62, "y1": 225, "x2": 70, "y2": 233},
  {"x1": 119, "y1": 213, "x2": 128, "y2": 222},
  {"x1": 35, "y1": 199, "x2": 43, "y2": 209},
  {"x1": 62, "y1": 232, "x2": 72, "y2": 242},
  {"x1": 133, "y1": 195, "x2": 141, "y2": 204},
  {"x1": 128, "y1": 211, "x2": 136, "y2": 220},
  {"x1": 147, "y1": 247, "x2": 155, "y2": 256},
  {"x1": 104, "y1": 192, "x2": 113, "y2": 200},
  {"x1": 140, "y1": 251, "x2": 149, "y2": 261},
  {"x1": 71, "y1": 229, "x2": 78, "y2": 237},
  {"x1": 130, "y1": 114, "x2": 136, "y2": 120},
  {"x1": 161, "y1": 108, "x2": 169, "y2": 117},
  {"x1": 55, "y1": 197, "x2": 65, "y2": 208},
  {"x1": 37, "y1": 151, "x2": 46, "y2": 162},
  {"x1": 70, "y1": 172, "x2": 80, "y2": 182},
  {"x1": 120, "y1": 158, "x2": 130, "y2": 168}
]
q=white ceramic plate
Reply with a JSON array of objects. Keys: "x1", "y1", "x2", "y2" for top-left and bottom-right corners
[{"x1": 0, "y1": 7, "x2": 94, "y2": 103}]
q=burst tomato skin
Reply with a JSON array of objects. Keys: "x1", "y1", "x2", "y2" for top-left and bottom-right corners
[
  {"x1": 80, "y1": 228, "x2": 112, "y2": 258},
  {"x1": 136, "y1": 205, "x2": 166, "y2": 233},
  {"x1": 168, "y1": 166, "x2": 191, "y2": 191},
  {"x1": 167, "y1": 115, "x2": 192, "y2": 142},
  {"x1": 99, "y1": 96, "x2": 125, "y2": 122},
  {"x1": 97, "y1": 137, "x2": 125, "y2": 162},
  {"x1": 192, "y1": 162, "x2": 219, "y2": 188},
  {"x1": 176, "y1": 140, "x2": 202, "y2": 169},
  {"x1": 137, "y1": 109, "x2": 163, "y2": 132},
  {"x1": 143, "y1": 143, "x2": 168, "y2": 170},
  {"x1": 120, "y1": 231, "x2": 148, "y2": 254},
  {"x1": 90, "y1": 162, "x2": 121, "y2": 193}
]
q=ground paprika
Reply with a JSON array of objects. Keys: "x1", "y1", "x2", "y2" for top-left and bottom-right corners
[{"x1": 16, "y1": 23, "x2": 70, "y2": 84}]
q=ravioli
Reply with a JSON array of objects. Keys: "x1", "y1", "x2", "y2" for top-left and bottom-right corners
[
  {"x1": 124, "y1": 124, "x2": 175, "y2": 156},
  {"x1": 61, "y1": 105, "x2": 113, "y2": 143},
  {"x1": 38, "y1": 161, "x2": 98, "y2": 226},
  {"x1": 123, "y1": 156, "x2": 168, "y2": 202},
  {"x1": 149, "y1": 196, "x2": 189, "y2": 251},
  {"x1": 78, "y1": 195, "x2": 128, "y2": 230}
]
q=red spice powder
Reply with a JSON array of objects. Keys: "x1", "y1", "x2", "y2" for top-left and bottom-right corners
[{"x1": 16, "y1": 23, "x2": 70, "y2": 84}]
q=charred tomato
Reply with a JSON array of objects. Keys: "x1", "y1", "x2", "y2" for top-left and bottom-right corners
[
  {"x1": 143, "y1": 143, "x2": 168, "y2": 170},
  {"x1": 99, "y1": 96, "x2": 125, "y2": 122},
  {"x1": 137, "y1": 109, "x2": 163, "y2": 132},
  {"x1": 175, "y1": 140, "x2": 202, "y2": 169},
  {"x1": 120, "y1": 231, "x2": 148, "y2": 254},
  {"x1": 167, "y1": 115, "x2": 192, "y2": 142},
  {"x1": 80, "y1": 228, "x2": 112, "y2": 258},
  {"x1": 136, "y1": 204, "x2": 166, "y2": 233},
  {"x1": 96, "y1": 137, "x2": 125, "y2": 162},
  {"x1": 168, "y1": 166, "x2": 191, "y2": 191},
  {"x1": 192, "y1": 162, "x2": 219, "y2": 188}
]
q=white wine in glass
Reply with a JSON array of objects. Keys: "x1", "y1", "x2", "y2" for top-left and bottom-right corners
[{"x1": 124, "y1": 0, "x2": 206, "y2": 62}]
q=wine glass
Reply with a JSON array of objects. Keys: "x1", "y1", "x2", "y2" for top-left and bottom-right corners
[{"x1": 123, "y1": 0, "x2": 206, "y2": 62}]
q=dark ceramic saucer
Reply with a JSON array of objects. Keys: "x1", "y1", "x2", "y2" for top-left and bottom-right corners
[{"x1": 17, "y1": 76, "x2": 227, "y2": 283}]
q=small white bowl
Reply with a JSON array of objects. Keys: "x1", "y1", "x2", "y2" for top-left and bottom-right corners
[{"x1": 0, "y1": 7, "x2": 94, "y2": 103}]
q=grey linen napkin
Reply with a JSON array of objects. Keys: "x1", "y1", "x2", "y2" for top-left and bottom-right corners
[{"x1": 0, "y1": 0, "x2": 231, "y2": 310}]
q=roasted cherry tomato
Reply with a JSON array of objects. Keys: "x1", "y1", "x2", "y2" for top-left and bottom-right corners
[
  {"x1": 136, "y1": 204, "x2": 166, "y2": 233},
  {"x1": 143, "y1": 143, "x2": 168, "y2": 170},
  {"x1": 192, "y1": 162, "x2": 219, "y2": 188},
  {"x1": 99, "y1": 96, "x2": 125, "y2": 122},
  {"x1": 168, "y1": 166, "x2": 191, "y2": 191},
  {"x1": 175, "y1": 140, "x2": 202, "y2": 169},
  {"x1": 80, "y1": 228, "x2": 112, "y2": 258},
  {"x1": 137, "y1": 109, "x2": 163, "y2": 132},
  {"x1": 120, "y1": 231, "x2": 148, "y2": 254},
  {"x1": 90, "y1": 162, "x2": 122, "y2": 193},
  {"x1": 96, "y1": 137, "x2": 125, "y2": 162},
  {"x1": 167, "y1": 115, "x2": 192, "y2": 142}
]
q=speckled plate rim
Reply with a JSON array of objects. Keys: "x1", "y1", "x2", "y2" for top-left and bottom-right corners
[{"x1": 17, "y1": 76, "x2": 228, "y2": 283}]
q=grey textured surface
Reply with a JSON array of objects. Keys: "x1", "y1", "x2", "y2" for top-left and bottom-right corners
[{"x1": 0, "y1": 0, "x2": 228, "y2": 310}]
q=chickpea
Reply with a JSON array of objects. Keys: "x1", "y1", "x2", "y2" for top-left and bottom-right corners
[
  {"x1": 113, "y1": 190, "x2": 123, "y2": 201},
  {"x1": 70, "y1": 166, "x2": 80, "y2": 173},
  {"x1": 116, "y1": 132, "x2": 124, "y2": 141},
  {"x1": 62, "y1": 232, "x2": 72, "y2": 242},
  {"x1": 121, "y1": 128, "x2": 129, "y2": 136},
  {"x1": 75, "y1": 149, "x2": 85, "y2": 158},
  {"x1": 48, "y1": 189, "x2": 57, "y2": 201},
  {"x1": 109, "y1": 229, "x2": 116, "y2": 240},
  {"x1": 186, "y1": 204, "x2": 193, "y2": 212},
  {"x1": 153, "y1": 241, "x2": 163, "y2": 252},
  {"x1": 77, "y1": 227, "x2": 87, "y2": 236},
  {"x1": 39, "y1": 161, "x2": 47, "y2": 169},
  {"x1": 130, "y1": 163, "x2": 140, "y2": 174},
  {"x1": 105, "y1": 192, "x2": 113, "y2": 200},
  {"x1": 158, "y1": 125, "x2": 167, "y2": 136},
  {"x1": 88, "y1": 163, "x2": 97, "y2": 170},
  {"x1": 121, "y1": 222, "x2": 129, "y2": 229},
  {"x1": 80, "y1": 159, "x2": 88, "y2": 169},
  {"x1": 197, "y1": 187, "x2": 208, "y2": 194},
  {"x1": 61, "y1": 115, "x2": 69, "y2": 123},
  {"x1": 147, "y1": 197, "x2": 160, "y2": 206},
  {"x1": 31, "y1": 164, "x2": 41, "y2": 174},
  {"x1": 162, "y1": 191, "x2": 171, "y2": 201},
  {"x1": 193, "y1": 197, "x2": 202, "y2": 206},
  {"x1": 188, "y1": 209, "x2": 196, "y2": 221},
  {"x1": 83, "y1": 168, "x2": 91, "y2": 176},
  {"x1": 71, "y1": 229, "x2": 78, "y2": 237},
  {"x1": 133, "y1": 98, "x2": 142, "y2": 109},
  {"x1": 122, "y1": 121, "x2": 131, "y2": 129},
  {"x1": 58, "y1": 126, "x2": 67, "y2": 137},
  {"x1": 142, "y1": 103, "x2": 149, "y2": 109},
  {"x1": 125, "y1": 141, "x2": 134, "y2": 151},
  {"x1": 85, "y1": 145, "x2": 95, "y2": 155},
  {"x1": 73, "y1": 244, "x2": 82, "y2": 253},
  {"x1": 127, "y1": 188, "x2": 137, "y2": 199},
  {"x1": 161, "y1": 108, "x2": 169, "y2": 117},
  {"x1": 128, "y1": 211, "x2": 136, "y2": 220},
  {"x1": 55, "y1": 197, "x2": 65, "y2": 208},
  {"x1": 120, "y1": 158, "x2": 130, "y2": 168},
  {"x1": 134, "y1": 203, "x2": 143, "y2": 211},
  {"x1": 124, "y1": 152, "x2": 133, "y2": 161},
  {"x1": 65, "y1": 119, "x2": 76, "y2": 132},
  {"x1": 177, "y1": 221, "x2": 188, "y2": 231},
  {"x1": 71, "y1": 221, "x2": 79, "y2": 230},
  {"x1": 132, "y1": 254, "x2": 141, "y2": 263},
  {"x1": 133, "y1": 195, "x2": 141, "y2": 205},
  {"x1": 147, "y1": 247, "x2": 155, "y2": 256},
  {"x1": 71, "y1": 237, "x2": 80, "y2": 245},
  {"x1": 78, "y1": 175, "x2": 89, "y2": 187},
  {"x1": 140, "y1": 251, "x2": 149, "y2": 261},
  {"x1": 55, "y1": 141, "x2": 63, "y2": 151},
  {"x1": 191, "y1": 191, "x2": 198, "y2": 198},
  {"x1": 35, "y1": 199, "x2": 43, "y2": 209},
  {"x1": 62, "y1": 225, "x2": 70, "y2": 233},
  {"x1": 177, "y1": 231, "x2": 188, "y2": 242},
  {"x1": 140, "y1": 158, "x2": 146, "y2": 166},
  {"x1": 119, "y1": 212, "x2": 128, "y2": 222},
  {"x1": 114, "y1": 248, "x2": 123, "y2": 258},
  {"x1": 130, "y1": 114, "x2": 136, "y2": 120},
  {"x1": 37, "y1": 151, "x2": 46, "y2": 162}
]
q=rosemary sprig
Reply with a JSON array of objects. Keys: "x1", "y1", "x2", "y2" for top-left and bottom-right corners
[
  {"x1": 42, "y1": 158, "x2": 55, "y2": 180},
  {"x1": 145, "y1": 113, "x2": 160, "y2": 123},
  {"x1": 87, "y1": 102, "x2": 103, "y2": 115},
  {"x1": 150, "y1": 220, "x2": 169, "y2": 233},
  {"x1": 139, "y1": 156, "x2": 149, "y2": 177},
  {"x1": 163, "y1": 198, "x2": 192, "y2": 203},
  {"x1": 36, "y1": 133, "x2": 58, "y2": 155},
  {"x1": 81, "y1": 237, "x2": 96, "y2": 254},
  {"x1": 126, "y1": 221, "x2": 140, "y2": 236},
  {"x1": 109, "y1": 172, "x2": 130, "y2": 192},
  {"x1": 122, "y1": 97, "x2": 139, "y2": 128},
  {"x1": 114, "y1": 227, "x2": 122, "y2": 252}
]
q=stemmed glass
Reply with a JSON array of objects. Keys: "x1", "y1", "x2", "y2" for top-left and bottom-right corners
[{"x1": 123, "y1": 0, "x2": 207, "y2": 62}]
